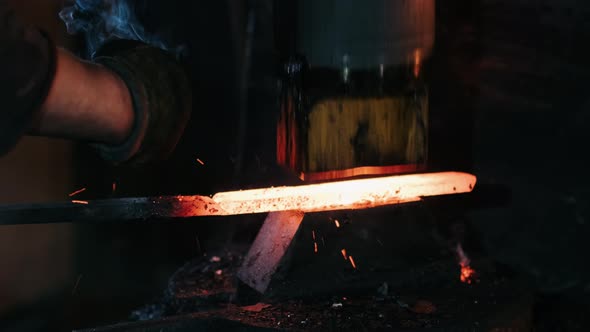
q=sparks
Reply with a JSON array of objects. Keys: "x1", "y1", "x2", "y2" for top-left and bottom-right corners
[
  {"x1": 348, "y1": 255, "x2": 357, "y2": 269},
  {"x1": 334, "y1": 219, "x2": 340, "y2": 228},
  {"x1": 312, "y1": 230, "x2": 316, "y2": 241},
  {"x1": 68, "y1": 187, "x2": 86, "y2": 197},
  {"x1": 341, "y1": 249, "x2": 348, "y2": 260},
  {"x1": 112, "y1": 182, "x2": 117, "y2": 192},
  {"x1": 71, "y1": 200, "x2": 89, "y2": 205},
  {"x1": 197, "y1": 158, "x2": 205, "y2": 165},
  {"x1": 314, "y1": 242, "x2": 318, "y2": 253}
]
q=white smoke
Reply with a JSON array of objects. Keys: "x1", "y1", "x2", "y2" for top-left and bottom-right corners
[{"x1": 59, "y1": 0, "x2": 185, "y2": 58}]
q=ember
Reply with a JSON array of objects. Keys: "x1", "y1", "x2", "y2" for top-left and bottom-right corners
[
  {"x1": 334, "y1": 219, "x2": 340, "y2": 228},
  {"x1": 71, "y1": 200, "x2": 89, "y2": 205},
  {"x1": 197, "y1": 158, "x2": 205, "y2": 165},
  {"x1": 456, "y1": 244, "x2": 477, "y2": 284},
  {"x1": 314, "y1": 242, "x2": 318, "y2": 253}
]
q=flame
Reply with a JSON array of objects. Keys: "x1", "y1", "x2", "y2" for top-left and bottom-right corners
[
  {"x1": 460, "y1": 264, "x2": 476, "y2": 284},
  {"x1": 456, "y1": 244, "x2": 477, "y2": 284}
]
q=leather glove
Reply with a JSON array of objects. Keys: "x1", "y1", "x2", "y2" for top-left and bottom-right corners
[
  {"x1": 91, "y1": 40, "x2": 192, "y2": 165},
  {"x1": 0, "y1": 3, "x2": 56, "y2": 155}
]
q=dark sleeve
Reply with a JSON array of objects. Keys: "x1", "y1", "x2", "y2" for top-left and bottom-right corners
[
  {"x1": 91, "y1": 40, "x2": 192, "y2": 165},
  {"x1": 0, "y1": 3, "x2": 56, "y2": 155}
]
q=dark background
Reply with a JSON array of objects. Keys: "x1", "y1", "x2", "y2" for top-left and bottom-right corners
[{"x1": 1, "y1": 0, "x2": 589, "y2": 331}]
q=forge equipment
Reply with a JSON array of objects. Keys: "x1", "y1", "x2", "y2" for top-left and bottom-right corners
[{"x1": 277, "y1": 0, "x2": 435, "y2": 182}]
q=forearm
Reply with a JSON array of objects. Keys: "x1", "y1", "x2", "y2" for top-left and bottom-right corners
[
  {"x1": 30, "y1": 48, "x2": 135, "y2": 145},
  {"x1": 1, "y1": 1, "x2": 191, "y2": 163}
]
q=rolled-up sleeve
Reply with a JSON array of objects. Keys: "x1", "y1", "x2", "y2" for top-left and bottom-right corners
[
  {"x1": 0, "y1": 3, "x2": 56, "y2": 155},
  {"x1": 91, "y1": 41, "x2": 192, "y2": 165}
]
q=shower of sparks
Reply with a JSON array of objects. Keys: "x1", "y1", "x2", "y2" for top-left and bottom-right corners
[
  {"x1": 348, "y1": 256, "x2": 357, "y2": 269},
  {"x1": 341, "y1": 249, "x2": 348, "y2": 260},
  {"x1": 68, "y1": 187, "x2": 86, "y2": 197},
  {"x1": 71, "y1": 200, "x2": 89, "y2": 205},
  {"x1": 197, "y1": 158, "x2": 205, "y2": 165},
  {"x1": 456, "y1": 243, "x2": 477, "y2": 284}
]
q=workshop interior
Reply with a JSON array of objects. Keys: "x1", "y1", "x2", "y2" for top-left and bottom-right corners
[{"x1": 1, "y1": 0, "x2": 590, "y2": 331}]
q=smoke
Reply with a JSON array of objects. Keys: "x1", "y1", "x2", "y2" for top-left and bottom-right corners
[{"x1": 59, "y1": 0, "x2": 185, "y2": 58}]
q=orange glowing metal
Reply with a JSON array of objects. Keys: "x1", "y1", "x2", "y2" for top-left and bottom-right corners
[
  {"x1": 208, "y1": 172, "x2": 475, "y2": 216},
  {"x1": 68, "y1": 188, "x2": 87, "y2": 197},
  {"x1": 71, "y1": 200, "x2": 89, "y2": 205},
  {"x1": 349, "y1": 256, "x2": 357, "y2": 269}
]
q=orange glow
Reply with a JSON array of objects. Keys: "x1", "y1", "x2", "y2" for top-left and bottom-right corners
[
  {"x1": 71, "y1": 200, "x2": 89, "y2": 205},
  {"x1": 460, "y1": 264, "x2": 476, "y2": 284},
  {"x1": 413, "y1": 48, "x2": 422, "y2": 78},
  {"x1": 456, "y1": 244, "x2": 477, "y2": 284},
  {"x1": 300, "y1": 164, "x2": 425, "y2": 182},
  {"x1": 334, "y1": 219, "x2": 340, "y2": 228},
  {"x1": 349, "y1": 256, "x2": 357, "y2": 269},
  {"x1": 314, "y1": 242, "x2": 318, "y2": 253},
  {"x1": 277, "y1": 90, "x2": 299, "y2": 170},
  {"x1": 68, "y1": 187, "x2": 87, "y2": 197},
  {"x1": 341, "y1": 249, "x2": 348, "y2": 260},
  {"x1": 210, "y1": 172, "x2": 476, "y2": 216},
  {"x1": 197, "y1": 158, "x2": 205, "y2": 165},
  {"x1": 312, "y1": 230, "x2": 316, "y2": 241}
]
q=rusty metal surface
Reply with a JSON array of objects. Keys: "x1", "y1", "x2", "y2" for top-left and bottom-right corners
[{"x1": 237, "y1": 211, "x2": 305, "y2": 293}]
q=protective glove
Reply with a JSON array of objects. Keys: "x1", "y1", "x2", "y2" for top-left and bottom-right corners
[
  {"x1": 0, "y1": 3, "x2": 56, "y2": 155},
  {"x1": 91, "y1": 40, "x2": 192, "y2": 165}
]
